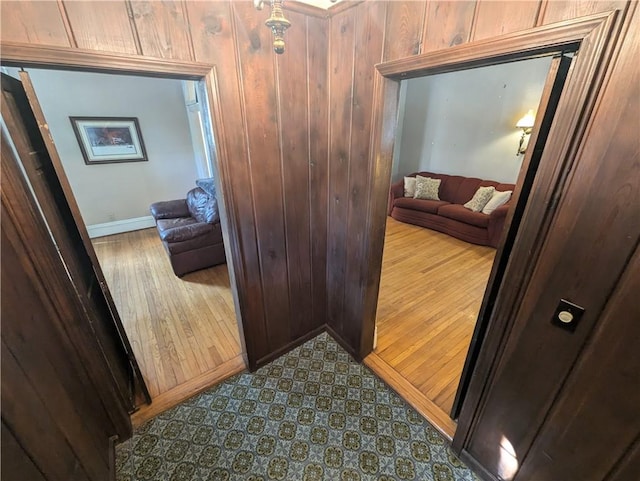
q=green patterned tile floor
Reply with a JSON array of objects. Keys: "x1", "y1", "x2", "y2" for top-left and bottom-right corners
[{"x1": 116, "y1": 332, "x2": 478, "y2": 481}]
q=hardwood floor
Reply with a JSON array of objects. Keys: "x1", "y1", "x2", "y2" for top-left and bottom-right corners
[
  {"x1": 92, "y1": 228, "x2": 244, "y2": 423},
  {"x1": 374, "y1": 218, "x2": 495, "y2": 418}
]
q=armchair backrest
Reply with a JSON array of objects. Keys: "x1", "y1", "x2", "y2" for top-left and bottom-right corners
[{"x1": 186, "y1": 187, "x2": 220, "y2": 224}]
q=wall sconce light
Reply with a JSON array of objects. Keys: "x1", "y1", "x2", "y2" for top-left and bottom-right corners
[
  {"x1": 516, "y1": 109, "x2": 536, "y2": 155},
  {"x1": 254, "y1": 0, "x2": 291, "y2": 54}
]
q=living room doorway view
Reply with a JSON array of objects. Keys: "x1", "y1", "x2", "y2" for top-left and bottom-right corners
[
  {"x1": 2, "y1": 67, "x2": 244, "y2": 421},
  {"x1": 374, "y1": 55, "x2": 558, "y2": 431}
]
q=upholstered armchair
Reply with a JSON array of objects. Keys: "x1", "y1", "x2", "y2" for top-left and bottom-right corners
[{"x1": 150, "y1": 181, "x2": 225, "y2": 277}]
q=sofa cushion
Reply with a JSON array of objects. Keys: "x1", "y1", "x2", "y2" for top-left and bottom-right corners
[
  {"x1": 165, "y1": 223, "x2": 223, "y2": 255},
  {"x1": 482, "y1": 190, "x2": 512, "y2": 214},
  {"x1": 394, "y1": 197, "x2": 449, "y2": 214},
  {"x1": 438, "y1": 204, "x2": 490, "y2": 228},
  {"x1": 187, "y1": 187, "x2": 220, "y2": 224},
  {"x1": 150, "y1": 199, "x2": 190, "y2": 220},
  {"x1": 403, "y1": 176, "x2": 416, "y2": 197},
  {"x1": 464, "y1": 186, "x2": 496, "y2": 212},
  {"x1": 160, "y1": 222, "x2": 213, "y2": 243},
  {"x1": 156, "y1": 217, "x2": 198, "y2": 233},
  {"x1": 414, "y1": 175, "x2": 441, "y2": 200}
]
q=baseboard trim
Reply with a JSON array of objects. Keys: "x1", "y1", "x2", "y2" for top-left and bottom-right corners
[
  {"x1": 325, "y1": 324, "x2": 360, "y2": 361},
  {"x1": 254, "y1": 325, "x2": 326, "y2": 370},
  {"x1": 87, "y1": 216, "x2": 155, "y2": 239},
  {"x1": 363, "y1": 352, "x2": 457, "y2": 441},
  {"x1": 131, "y1": 354, "x2": 246, "y2": 427}
]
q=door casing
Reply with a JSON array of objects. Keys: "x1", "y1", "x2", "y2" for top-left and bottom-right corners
[{"x1": 1, "y1": 43, "x2": 250, "y2": 387}]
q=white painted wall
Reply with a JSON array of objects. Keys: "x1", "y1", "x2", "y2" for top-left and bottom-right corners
[
  {"x1": 392, "y1": 56, "x2": 552, "y2": 184},
  {"x1": 24, "y1": 68, "x2": 199, "y2": 229}
]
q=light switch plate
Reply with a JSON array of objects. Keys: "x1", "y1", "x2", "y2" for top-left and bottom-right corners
[{"x1": 551, "y1": 299, "x2": 585, "y2": 332}]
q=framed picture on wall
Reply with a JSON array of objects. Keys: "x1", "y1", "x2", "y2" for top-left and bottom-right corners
[{"x1": 70, "y1": 116, "x2": 148, "y2": 164}]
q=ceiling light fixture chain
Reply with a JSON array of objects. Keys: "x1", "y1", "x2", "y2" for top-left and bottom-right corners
[{"x1": 254, "y1": 0, "x2": 291, "y2": 55}]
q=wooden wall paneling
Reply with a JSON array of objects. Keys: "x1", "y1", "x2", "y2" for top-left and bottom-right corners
[
  {"x1": 358, "y1": 73, "x2": 401, "y2": 358},
  {"x1": 421, "y1": 1, "x2": 477, "y2": 53},
  {"x1": 471, "y1": 0, "x2": 542, "y2": 41},
  {"x1": 62, "y1": 0, "x2": 139, "y2": 54},
  {"x1": 232, "y1": 1, "x2": 291, "y2": 361},
  {"x1": 464, "y1": 9, "x2": 637, "y2": 473},
  {"x1": 187, "y1": 0, "x2": 268, "y2": 367},
  {"x1": 276, "y1": 11, "x2": 313, "y2": 340},
  {"x1": 1, "y1": 235, "x2": 110, "y2": 480},
  {"x1": 0, "y1": 1, "x2": 71, "y2": 47},
  {"x1": 515, "y1": 245, "x2": 640, "y2": 480},
  {"x1": 343, "y1": 1, "x2": 387, "y2": 349},
  {"x1": 539, "y1": 0, "x2": 629, "y2": 25},
  {"x1": 609, "y1": 438, "x2": 640, "y2": 481},
  {"x1": 1, "y1": 339, "x2": 91, "y2": 481},
  {"x1": 1, "y1": 141, "x2": 126, "y2": 479},
  {"x1": 307, "y1": 15, "x2": 330, "y2": 331},
  {"x1": 382, "y1": 0, "x2": 425, "y2": 61},
  {"x1": 1, "y1": 422, "x2": 46, "y2": 481},
  {"x1": 327, "y1": 7, "x2": 357, "y2": 345},
  {"x1": 129, "y1": 0, "x2": 194, "y2": 60}
]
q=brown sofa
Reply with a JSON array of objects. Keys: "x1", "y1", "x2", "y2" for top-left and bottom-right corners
[
  {"x1": 388, "y1": 171, "x2": 515, "y2": 247},
  {"x1": 150, "y1": 184, "x2": 225, "y2": 277}
]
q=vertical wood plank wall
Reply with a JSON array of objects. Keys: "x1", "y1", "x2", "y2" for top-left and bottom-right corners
[
  {"x1": 0, "y1": 0, "x2": 330, "y2": 368},
  {"x1": 2, "y1": 1, "x2": 638, "y2": 480}
]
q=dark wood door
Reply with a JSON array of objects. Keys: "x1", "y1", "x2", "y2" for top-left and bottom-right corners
[
  {"x1": 1, "y1": 133, "x2": 130, "y2": 480},
  {"x1": 514, "y1": 245, "x2": 640, "y2": 480},
  {"x1": 1, "y1": 72, "x2": 150, "y2": 409},
  {"x1": 450, "y1": 54, "x2": 573, "y2": 419}
]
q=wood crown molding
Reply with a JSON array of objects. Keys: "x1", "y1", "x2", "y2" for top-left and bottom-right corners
[
  {"x1": 327, "y1": 1, "x2": 365, "y2": 16},
  {"x1": 0, "y1": 41, "x2": 213, "y2": 78},
  {"x1": 376, "y1": 11, "x2": 617, "y2": 79}
]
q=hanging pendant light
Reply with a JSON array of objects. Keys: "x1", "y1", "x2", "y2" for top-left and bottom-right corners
[{"x1": 254, "y1": 0, "x2": 291, "y2": 54}]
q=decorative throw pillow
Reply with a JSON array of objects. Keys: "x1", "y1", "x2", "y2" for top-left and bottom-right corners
[
  {"x1": 413, "y1": 175, "x2": 441, "y2": 200},
  {"x1": 482, "y1": 190, "x2": 512, "y2": 214},
  {"x1": 403, "y1": 177, "x2": 416, "y2": 198},
  {"x1": 464, "y1": 186, "x2": 496, "y2": 212}
]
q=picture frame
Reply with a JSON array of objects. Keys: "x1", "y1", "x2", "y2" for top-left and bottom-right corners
[{"x1": 69, "y1": 116, "x2": 148, "y2": 164}]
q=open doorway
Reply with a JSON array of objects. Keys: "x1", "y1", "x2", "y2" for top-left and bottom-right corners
[
  {"x1": 369, "y1": 51, "x2": 573, "y2": 437},
  {"x1": 1, "y1": 64, "x2": 246, "y2": 423}
]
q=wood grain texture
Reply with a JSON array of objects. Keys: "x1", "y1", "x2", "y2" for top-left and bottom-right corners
[
  {"x1": 364, "y1": 352, "x2": 457, "y2": 440},
  {"x1": 421, "y1": 1, "x2": 476, "y2": 53},
  {"x1": 516, "y1": 245, "x2": 640, "y2": 480},
  {"x1": 471, "y1": 0, "x2": 541, "y2": 41},
  {"x1": 463, "y1": 8, "x2": 637, "y2": 473},
  {"x1": 382, "y1": 0, "x2": 425, "y2": 61},
  {"x1": 539, "y1": 0, "x2": 628, "y2": 25},
  {"x1": 307, "y1": 15, "x2": 330, "y2": 332},
  {"x1": 1, "y1": 74, "x2": 133, "y2": 436},
  {"x1": 233, "y1": 1, "x2": 291, "y2": 360},
  {"x1": 62, "y1": 0, "x2": 138, "y2": 54},
  {"x1": 186, "y1": 0, "x2": 268, "y2": 366},
  {"x1": 375, "y1": 219, "x2": 495, "y2": 414},
  {"x1": 1, "y1": 134, "x2": 129, "y2": 481},
  {"x1": 0, "y1": 1, "x2": 70, "y2": 47},
  {"x1": 129, "y1": 0, "x2": 194, "y2": 60},
  {"x1": 342, "y1": 1, "x2": 388, "y2": 349},
  {"x1": 1, "y1": 422, "x2": 46, "y2": 481},
  {"x1": 277, "y1": 11, "x2": 313, "y2": 340},
  {"x1": 327, "y1": 7, "x2": 357, "y2": 341},
  {"x1": 92, "y1": 228, "x2": 242, "y2": 398}
]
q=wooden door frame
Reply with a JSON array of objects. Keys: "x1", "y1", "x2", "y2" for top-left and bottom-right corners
[
  {"x1": 362, "y1": 9, "x2": 622, "y2": 454},
  {"x1": 0, "y1": 42, "x2": 249, "y2": 370}
]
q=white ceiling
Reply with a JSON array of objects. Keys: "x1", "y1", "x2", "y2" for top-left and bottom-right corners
[{"x1": 294, "y1": 0, "x2": 342, "y2": 9}]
